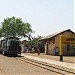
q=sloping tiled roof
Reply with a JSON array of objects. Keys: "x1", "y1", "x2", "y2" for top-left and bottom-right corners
[{"x1": 41, "y1": 29, "x2": 75, "y2": 40}]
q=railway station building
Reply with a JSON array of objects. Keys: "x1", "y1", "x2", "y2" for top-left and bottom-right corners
[{"x1": 41, "y1": 29, "x2": 75, "y2": 56}]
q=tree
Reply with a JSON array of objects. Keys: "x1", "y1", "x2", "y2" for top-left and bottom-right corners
[
  {"x1": 28, "y1": 36, "x2": 45, "y2": 53},
  {"x1": 1, "y1": 16, "x2": 33, "y2": 38},
  {"x1": 0, "y1": 28, "x2": 2, "y2": 37}
]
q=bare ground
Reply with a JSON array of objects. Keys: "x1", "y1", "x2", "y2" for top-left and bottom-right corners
[{"x1": 0, "y1": 54, "x2": 61, "y2": 75}]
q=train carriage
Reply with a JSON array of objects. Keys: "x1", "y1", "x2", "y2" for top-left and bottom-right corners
[{"x1": 1, "y1": 37, "x2": 21, "y2": 56}]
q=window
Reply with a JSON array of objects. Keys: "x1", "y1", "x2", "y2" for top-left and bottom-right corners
[{"x1": 67, "y1": 44, "x2": 70, "y2": 51}]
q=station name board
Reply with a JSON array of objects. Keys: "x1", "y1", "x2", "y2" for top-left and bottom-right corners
[
  {"x1": 60, "y1": 35, "x2": 75, "y2": 55},
  {"x1": 66, "y1": 38, "x2": 75, "y2": 41},
  {"x1": 63, "y1": 37, "x2": 75, "y2": 44}
]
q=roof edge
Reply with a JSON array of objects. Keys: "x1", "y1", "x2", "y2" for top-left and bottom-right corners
[{"x1": 41, "y1": 29, "x2": 75, "y2": 40}]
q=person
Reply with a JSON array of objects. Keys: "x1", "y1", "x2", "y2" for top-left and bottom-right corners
[
  {"x1": 37, "y1": 47, "x2": 40, "y2": 56},
  {"x1": 28, "y1": 45, "x2": 31, "y2": 53},
  {"x1": 32, "y1": 47, "x2": 35, "y2": 53},
  {"x1": 25, "y1": 46, "x2": 27, "y2": 53}
]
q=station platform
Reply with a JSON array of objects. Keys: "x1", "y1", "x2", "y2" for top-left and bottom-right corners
[{"x1": 21, "y1": 53, "x2": 75, "y2": 70}]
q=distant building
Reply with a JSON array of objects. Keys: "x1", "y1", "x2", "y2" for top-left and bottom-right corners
[
  {"x1": 41, "y1": 29, "x2": 75, "y2": 56},
  {"x1": 20, "y1": 40, "x2": 28, "y2": 51}
]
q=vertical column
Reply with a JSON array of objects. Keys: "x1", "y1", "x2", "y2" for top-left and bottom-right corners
[
  {"x1": 60, "y1": 35, "x2": 63, "y2": 61},
  {"x1": 45, "y1": 44, "x2": 47, "y2": 54}
]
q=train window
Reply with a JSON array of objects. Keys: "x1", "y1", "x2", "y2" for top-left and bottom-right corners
[
  {"x1": 2, "y1": 41, "x2": 5, "y2": 48},
  {"x1": 7, "y1": 40, "x2": 11, "y2": 46}
]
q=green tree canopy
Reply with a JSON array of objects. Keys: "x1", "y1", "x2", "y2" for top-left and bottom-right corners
[
  {"x1": 28, "y1": 36, "x2": 44, "y2": 53},
  {"x1": 0, "y1": 28, "x2": 2, "y2": 37},
  {"x1": 1, "y1": 16, "x2": 33, "y2": 38}
]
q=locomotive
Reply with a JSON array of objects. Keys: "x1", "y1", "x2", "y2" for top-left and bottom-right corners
[{"x1": 0, "y1": 37, "x2": 21, "y2": 56}]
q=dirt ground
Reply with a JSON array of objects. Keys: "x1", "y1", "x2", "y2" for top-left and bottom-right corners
[
  {"x1": 0, "y1": 53, "x2": 75, "y2": 75},
  {"x1": 23, "y1": 53, "x2": 75, "y2": 63},
  {"x1": 0, "y1": 54, "x2": 61, "y2": 75}
]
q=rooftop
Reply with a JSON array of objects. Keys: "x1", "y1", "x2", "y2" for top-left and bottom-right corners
[{"x1": 41, "y1": 29, "x2": 75, "y2": 40}]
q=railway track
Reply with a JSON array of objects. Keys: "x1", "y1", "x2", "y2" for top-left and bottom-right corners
[{"x1": 15, "y1": 57, "x2": 75, "y2": 75}]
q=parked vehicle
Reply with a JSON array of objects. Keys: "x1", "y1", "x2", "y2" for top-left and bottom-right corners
[{"x1": 1, "y1": 37, "x2": 21, "y2": 56}]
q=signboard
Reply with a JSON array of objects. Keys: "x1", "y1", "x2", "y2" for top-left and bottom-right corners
[
  {"x1": 60, "y1": 35, "x2": 75, "y2": 61},
  {"x1": 60, "y1": 35, "x2": 75, "y2": 55},
  {"x1": 63, "y1": 37, "x2": 75, "y2": 44}
]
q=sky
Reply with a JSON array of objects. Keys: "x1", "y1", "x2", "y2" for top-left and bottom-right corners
[{"x1": 0, "y1": 0, "x2": 74, "y2": 37}]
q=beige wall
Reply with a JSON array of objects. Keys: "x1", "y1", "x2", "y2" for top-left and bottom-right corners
[{"x1": 45, "y1": 31, "x2": 75, "y2": 55}]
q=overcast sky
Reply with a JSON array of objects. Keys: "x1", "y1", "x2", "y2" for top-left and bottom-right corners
[{"x1": 0, "y1": 0, "x2": 74, "y2": 37}]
